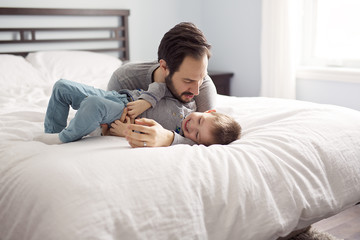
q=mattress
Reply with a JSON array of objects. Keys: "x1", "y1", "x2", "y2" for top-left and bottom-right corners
[{"x1": 1, "y1": 51, "x2": 360, "y2": 240}]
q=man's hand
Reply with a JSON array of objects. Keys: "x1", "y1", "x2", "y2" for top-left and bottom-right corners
[
  {"x1": 124, "y1": 118, "x2": 175, "y2": 148},
  {"x1": 126, "y1": 100, "x2": 151, "y2": 119}
]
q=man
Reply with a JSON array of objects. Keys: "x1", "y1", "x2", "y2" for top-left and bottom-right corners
[{"x1": 107, "y1": 22, "x2": 217, "y2": 147}]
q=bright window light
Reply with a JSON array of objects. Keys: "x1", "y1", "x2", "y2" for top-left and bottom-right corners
[
  {"x1": 302, "y1": 0, "x2": 360, "y2": 68},
  {"x1": 316, "y1": 0, "x2": 360, "y2": 59}
]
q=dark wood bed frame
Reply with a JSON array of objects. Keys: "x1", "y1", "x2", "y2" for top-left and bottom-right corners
[{"x1": 0, "y1": 7, "x2": 130, "y2": 60}]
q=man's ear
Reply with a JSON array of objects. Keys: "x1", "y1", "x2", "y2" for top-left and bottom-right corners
[{"x1": 159, "y1": 59, "x2": 170, "y2": 76}]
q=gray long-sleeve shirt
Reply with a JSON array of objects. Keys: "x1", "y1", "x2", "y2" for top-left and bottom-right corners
[
  {"x1": 107, "y1": 61, "x2": 217, "y2": 112},
  {"x1": 119, "y1": 82, "x2": 196, "y2": 145},
  {"x1": 107, "y1": 61, "x2": 217, "y2": 145}
]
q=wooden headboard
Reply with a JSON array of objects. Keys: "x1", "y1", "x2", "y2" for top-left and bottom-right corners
[{"x1": 0, "y1": 7, "x2": 130, "y2": 60}]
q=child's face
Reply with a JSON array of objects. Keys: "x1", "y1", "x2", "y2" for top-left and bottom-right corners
[{"x1": 182, "y1": 112, "x2": 215, "y2": 145}]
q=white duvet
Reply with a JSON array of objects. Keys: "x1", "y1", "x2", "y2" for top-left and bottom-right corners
[{"x1": 1, "y1": 52, "x2": 360, "y2": 240}]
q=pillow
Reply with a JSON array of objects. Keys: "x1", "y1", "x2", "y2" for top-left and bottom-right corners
[
  {"x1": 0, "y1": 54, "x2": 46, "y2": 89},
  {"x1": 26, "y1": 51, "x2": 122, "y2": 89}
]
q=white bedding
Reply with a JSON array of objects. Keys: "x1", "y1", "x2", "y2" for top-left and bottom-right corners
[{"x1": 1, "y1": 52, "x2": 360, "y2": 240}]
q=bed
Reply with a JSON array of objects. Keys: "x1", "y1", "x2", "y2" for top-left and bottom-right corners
[{"x1": 1, "y1": 7, "x2": 360, "y2": 240}]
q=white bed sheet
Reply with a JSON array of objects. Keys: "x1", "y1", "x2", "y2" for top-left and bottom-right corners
[{"x1": 1, "y1": 54, "x2": 360, "y2": 240}]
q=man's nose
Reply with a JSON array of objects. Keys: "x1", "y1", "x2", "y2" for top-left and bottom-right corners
[{"x1": 190, "y1": 82, "x2": 200, "y2": 95}]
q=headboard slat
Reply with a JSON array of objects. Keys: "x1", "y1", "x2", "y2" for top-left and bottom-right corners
[
  {"x1": 0, "y1": 7, "x2": 129, "y2": 16},
  {"x1": 0, "y1": 7, "x2": 130, "y2": 60}
]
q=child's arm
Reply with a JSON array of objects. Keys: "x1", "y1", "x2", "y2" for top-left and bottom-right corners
[
  {"x1": 126, "y1": 99, "x2": 152, "y2": 119},
  {"x1": 172, "y1": 132, "x2": 196, "y2": 145},
  {"x1": 126, "y1": 82, "x2": 167, "y2": 119}
]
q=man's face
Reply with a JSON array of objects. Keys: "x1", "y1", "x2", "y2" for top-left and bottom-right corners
[{"x1": 165, "y1": 55, "x2": 208, "y2": 103}]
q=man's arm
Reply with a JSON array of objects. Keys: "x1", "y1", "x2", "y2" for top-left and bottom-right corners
[
  {"x1": 125, "y1": 118, "x2": 175, "y2": 147},
  {"x1": 107, "y1": 62, "x2": 159, "y2": 91},
  {"x1": 124, "y1": 118, "x2": 197, "y2": 148},
  {"x1": 194, "y1": 75, "x2": 218, "y2": 112}
]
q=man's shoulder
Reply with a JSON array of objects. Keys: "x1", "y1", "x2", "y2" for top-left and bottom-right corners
[
  {"x1": 120, "y1": 61, "x2": 159, "y2": 70},
  {"x1": 112, "y1": 61, "x2": 159, "y2": 80}
]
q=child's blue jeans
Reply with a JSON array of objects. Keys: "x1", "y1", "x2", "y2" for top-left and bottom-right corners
[{"x1": 44, "y1": 79, "x2": 129, "y2": 143}]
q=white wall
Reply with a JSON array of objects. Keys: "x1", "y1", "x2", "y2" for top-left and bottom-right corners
[
  {"x1": 0, "y1": 0, "x2": 261, "y2": 98},
  {"x1": 2, "y1": 0, "x2": 358, "y2": 111},
  {"x1": 0, "y1": 0, "x2": 201, "y2": 62},
  {"x1": 202, "y1": 0, "x2": 262, "y2": 97}
]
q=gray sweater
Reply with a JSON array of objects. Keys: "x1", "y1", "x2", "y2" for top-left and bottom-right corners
[
  {"x1": 107, "y1": 61, "x2": 217, "y2": 145},
  {"x1": 119, "y1": 82, "x2": 196, "y2": 145}
]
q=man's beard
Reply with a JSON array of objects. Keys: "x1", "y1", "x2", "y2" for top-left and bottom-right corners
[{"x1": 165, "y1": 75, "x2": 194, "y2": 103}]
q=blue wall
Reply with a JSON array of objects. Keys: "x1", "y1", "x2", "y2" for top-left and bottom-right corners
[{"x1": 1, "y1": 0, "x2": 359, "y2": 111}]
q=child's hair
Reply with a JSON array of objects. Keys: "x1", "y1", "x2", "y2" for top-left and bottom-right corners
[{"x1": 209, "y1": 112, "x2": 241, "y2": 145}]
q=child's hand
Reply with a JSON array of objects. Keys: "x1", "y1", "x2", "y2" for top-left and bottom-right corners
[
  {"x1": 101, "y1": 124, "x2": 110, "y2": 136},
  {"x1": 126, "y1": 99, "x2": 151, "y2": 119},
  {"x1": 108, "y1": 107, "x2": 135, "y2": 137},
  {"x1": 109, "y1": 118, "x2": 132, "y2": 137}
]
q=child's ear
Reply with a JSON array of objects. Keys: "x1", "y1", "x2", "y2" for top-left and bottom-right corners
[{"x1": 205, "y1": 109, "x2": 216, "y2": 113}]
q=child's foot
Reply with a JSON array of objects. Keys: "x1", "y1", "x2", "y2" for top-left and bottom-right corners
[{"x1": 34, "y1": 133, "x2": 62, "y2": 144}]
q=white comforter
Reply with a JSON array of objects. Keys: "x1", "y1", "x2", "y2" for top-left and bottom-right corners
[{"x1": 1, "y1": 53, "x2": 360, "y2": 240}]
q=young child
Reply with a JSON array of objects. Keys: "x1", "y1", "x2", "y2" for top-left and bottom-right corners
[{"x1": 36, "y1": 79, "x2": 241, "y2": 146}]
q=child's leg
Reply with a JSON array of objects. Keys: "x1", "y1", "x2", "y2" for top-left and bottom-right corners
[
  {"x1": 44, "y1": 79, "x2": 110, "y2": 133},
  {"x1": 59, "y1": 95, "x2": 128, "y2": 143}
]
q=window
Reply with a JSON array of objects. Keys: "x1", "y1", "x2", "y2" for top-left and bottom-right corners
[{"x1": 301, "y1": 0, "x2": 360, "y2": 69}]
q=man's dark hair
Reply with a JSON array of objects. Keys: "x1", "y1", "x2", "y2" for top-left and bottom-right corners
[{"x1": 157, "y1": 22, "x2": 211, "y2": 76}]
